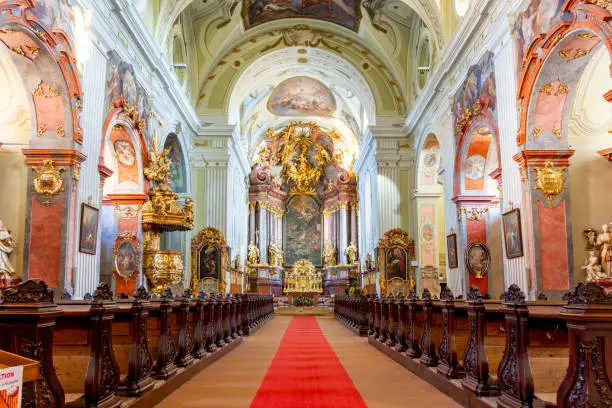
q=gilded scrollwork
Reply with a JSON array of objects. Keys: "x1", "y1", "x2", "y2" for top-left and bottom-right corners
[
  {"x1": 532, "y1": 161, "x2": 566, "y2": 208},
  {"x1": 32, "y1": 160, "x2": 65, "y2": 205}
]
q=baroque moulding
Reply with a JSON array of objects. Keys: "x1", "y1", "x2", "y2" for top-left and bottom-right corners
[
  {"x1": 0, "y1": 279, "x2": 53, "y2": 304},
  {"x1": 457, "y1": 206, "x2": 489, "y2": 222},
  {"x1": 32, "y1": 160, "x2": 64, "y2": 205},
  {"x1": 0, "y1": 1, "x2": 84, "y2": 143}
]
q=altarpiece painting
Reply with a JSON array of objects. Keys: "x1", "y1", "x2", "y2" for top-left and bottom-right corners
[
  {"x1": 376, "y1": 228, "x2": 415, "y2": 296},
  {"x1": 191, "y1": 227, "x2": 230, "y2": 292},
  {"x1": 284, "y1": 195, "x2": 322, "y2": 266}
]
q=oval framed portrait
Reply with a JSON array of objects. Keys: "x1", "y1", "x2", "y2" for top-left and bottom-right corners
[
  {"x1": 465, "y1": 241, "x2": 490, "y2": 279},
  {"x1": 114, "y1": 139, "x2": 136, "y2": 167},
  {"x1": 113, "y1": 233, "x2": 140, "y2": 281}
]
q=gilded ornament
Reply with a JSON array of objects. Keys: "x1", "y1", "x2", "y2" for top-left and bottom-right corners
[
  {"x1": 379, "y1": 275, "x2": 388, "y2": 296},
  {"x1": 10, "y1": 46, "x2": 25, "y2": 57},
  {"x1": 323, "y1": 241, "x2": 337, "y2": 267},
  {"x1": 32, "y1": 81, "x2": 60, "y2": 98},
  {"x1": 552, "y1": 122, "x2": 562, "y2": 139},
  {"x1": 247, "y1": 240, "x2": 261, "y2": 265},
  {"x1": 532, "y1": 161, "x2": 566, "y2": 208},
  {"x1": 539, "y1": 83, "x2": 553, "y2": 95},
  {"x1": 268, "y1": 242, "x2": 284, "y2": 267},
  {"x1": 32, "y1": 160, "x2": 65, "y2": 204},
  {"x1": 457, "y1": 207, "x2": 489, "y2": 222},
  {"x1": 114, "y1": 204, "x2": 141, "y2": 219},
  {"x1": 533, "y1": 124, "x2": 542, "y2": 139},
  {"x1": 55, "y1": 122, "x2": 65, "y2": 137},
  {"x1": 37, "y1": 123, "x2": 47, "y2": 137},
  {"x1": 142, "y1": 250, "x2": 184, "y2": 294},
  {"x1": 72, "y1": 163, "x2": 80, "y2": 190},
  {"x1": 345, "y1": 242, "x2": 358, "y2": 264},
  {"x1": 556, "y1": 83, "x2": 569, "y2": 95},
  {"x1": 585, "y1": 0, "x2": 612, "y2": 13},
  {"x1": 284, "y1": 259, "x2": 322, "y2": 294}
]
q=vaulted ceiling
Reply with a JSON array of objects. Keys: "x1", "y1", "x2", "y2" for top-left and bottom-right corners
[{"x1": 136, "y1": 0, "x2": 466, "y2": 147}]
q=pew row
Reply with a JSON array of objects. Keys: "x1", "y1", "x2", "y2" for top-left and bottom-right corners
[
  {"x1": 334, "y1": 283, "x2": 612, "y2": 408},
  {"x1": 0, "y1": 280, "x2": 273, "y2": 408}
]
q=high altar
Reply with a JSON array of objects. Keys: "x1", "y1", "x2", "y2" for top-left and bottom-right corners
[{"x1": 246, "y1": 122, "x2": 359, "y2": 296}]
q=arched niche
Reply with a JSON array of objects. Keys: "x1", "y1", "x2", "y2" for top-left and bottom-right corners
[
  {"x1": 98, "y1": 101, "x2": 149, "y2": 295},
  {"x1": 514, "y1": 0, "x2": 612, "y2": 299},
  {"x1": 414, "y1": 133, "x2": 445, "y2": 297},
  {"x1": 0, "y1": 1, "x2": 84, "y2": 295},
  {"x1": 453, "y1": 121, "x2": 503, "y2": 298}
]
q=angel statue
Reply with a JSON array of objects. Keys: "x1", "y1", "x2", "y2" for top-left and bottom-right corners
[
  {"x1": 0, "y1": 220, "x2": 16, "y2": 277},
  {"x1": 596, "y1": 224, "x2": 612, "y2": 276},
  {"x1": 582, "y1": 250, "x2": 609, "y2": 282},
  {"x1": 247, "y1": 241, "x2": 260, "y2": 265}
]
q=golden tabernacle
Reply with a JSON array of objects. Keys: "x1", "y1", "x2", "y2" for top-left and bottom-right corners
[{"x1": 284, "y1": 259, "x2": 323, "y2": 294}]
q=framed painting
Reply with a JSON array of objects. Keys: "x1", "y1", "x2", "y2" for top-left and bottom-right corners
[
  {"x1": 113, "y1": 233, "x2": 139, "y2": 281},
  {"x1": 199, "y1": 245, "x2": 221, "y2": 280},
  {"x1": 503, "y1": 208, "x2": 524, "y2": 259},
  {"x1": 386, "y1": 247, "x2": 408, "y2": 281},
  {"x1": 446, "y1": 233, "x2": 458, "y2": 269},
  {"x1": 465, "y1": 241, "x2": 490, "y2": 279},
  {"x1": 283, "y1": 195, "x2": 322, "y2": 266},
  {"x1": 79, "y1": 203, "x2": 99, "y2": 255}
]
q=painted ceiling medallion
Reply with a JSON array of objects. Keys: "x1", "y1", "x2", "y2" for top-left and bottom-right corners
[
  {"x1": 268, "y1": 76, "x2": 335, "y2": 116},
  {"x1": 32, "y1": 160, "x2": 65, "y2": 204},
  {"x1": 242, "y1": 0, "x2": 362, "y2": 32},
  {"x1": 533, "y1": 161, "x2": 566, "y2": 208}
]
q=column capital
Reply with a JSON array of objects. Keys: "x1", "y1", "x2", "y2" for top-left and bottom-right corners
[
  {"x1": 22, "y1": 148, "x2": 87, "y2": 166},
  {"x1": 513, "y1": 149, "x2": 575, "y2": 168}
]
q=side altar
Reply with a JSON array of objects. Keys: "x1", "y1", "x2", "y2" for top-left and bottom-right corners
[{"x1": 245, "y1": 122, "x2": 359, "y2": 295}]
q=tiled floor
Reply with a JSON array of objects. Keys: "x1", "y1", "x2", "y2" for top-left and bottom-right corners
[{"x1": 155, "y1": 316, "x2": 461, "y2": 407}]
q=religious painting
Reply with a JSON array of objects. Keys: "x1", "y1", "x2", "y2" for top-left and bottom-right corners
[
  {"x1": 514, "y1": 0, "x2": 564, "y2": 77},
  {"x1": 243, "y1": 0, "x2": 362, "y2": 31},
  {"x1": 199, "y1": 245, "x2": 221, "y2": 280},
  {"x1": 447, "y1": 233, "x2": 458, "y2": 269},
  {"x1": 464, "y1": 126, "x2": 493, "y2": 191},
  {"x1": 113, "y1": 234, "x2": 139, "y2": 280},
  {"x1": 104, "y1": 51, "x2": 149, "y2": 124},
  {"x1": 268, "y1": 77, "x2": 336, "y2": 116},
  {"x1": 79, "y1": 204, "x2": 99, "y2": 255},
  {"x1": 284, "y1": 196, "x2": 322, "y2": 266},
  {"x1": 110, "y1": 126, "x2": 139, "y2": 184},
  {"x1": 32, "y1": 0, "x2": 75, "y2": 41},
  {"x1": 164, "y1": 134, "x2": 187, "y2": 193},
  {"x1": 386, "y1": 247, "x2": 408, "y2": 280},
  {"x1": 503, "y1": 209, "x2": 524, "y2": 259},
  {"x1": 420, "y1": 134, "x2": 440, "y2": 185},
  {"x1": 453, "y1": 52, "x2": 497, "y2": 139},
  {"x1": 465, "y1": 241, "x2": 490, "y2": 279}
]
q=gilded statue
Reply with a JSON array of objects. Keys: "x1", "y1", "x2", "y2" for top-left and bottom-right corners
[
  {"x1": 268, "y1": 242, "x2": 284, "y2": 267},
  {"x1": 283, "y1": 259, "x2": 322, "y2": 293},
  {"x1": 0, "y1": 220, "x2": 16, "y2": 277},
  {"x1": 345, "y1": 242, "x2": 358, "y2": 264},
  {"x1": 247, "y1": 241, "x2": 260, "y2": 265},
  {"x1": 233, "y1": 255, "x2": 243, "y2": 271},
  {"x1": 379, "y1": 274, "x2": 387, "y2": 296},
  {"x1": 218, "y1": 278, "x2": 227, "y2": 294},
  {"x1": 365, "y1": 253, "x2": 373, "y2": 271},
  {"x1": 323, "y1": 241, "x2": 337, "y2": 267},
  {"x1": 409, "y1": 276, "x2": 416, "y2": 293}
]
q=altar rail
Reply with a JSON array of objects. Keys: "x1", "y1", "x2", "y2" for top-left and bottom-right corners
[
  {"x1": 334, "y1": 283, "x2": 612, "y2": 408},
  {"x1": 0, "y1": 280, "x2": 273, "y2": 408}
]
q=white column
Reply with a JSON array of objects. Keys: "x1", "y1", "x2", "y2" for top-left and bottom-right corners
[
  {"x1": 73, "y1": 43, "x2": 107, "y2": 298},
  {"x1": 338, "y1": 205, "x2": 348, "y2": 263},
  {"x1": 494, "y1": 31, "x2": 529, "y2": 295}
]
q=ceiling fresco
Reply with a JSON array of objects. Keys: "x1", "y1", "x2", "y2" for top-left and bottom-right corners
[
  {"x1": 268, "y1": 76, "x2": 336, "y2": 116},
  {"x1": 242, "y1": 0, "x2": 362, "y2": 31}
]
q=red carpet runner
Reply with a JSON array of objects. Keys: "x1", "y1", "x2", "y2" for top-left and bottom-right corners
[{"x1": 250, "y1": 316, "x2": 367, "y2": 408}]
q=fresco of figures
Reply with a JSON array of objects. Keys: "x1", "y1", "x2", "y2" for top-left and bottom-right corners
[
  {"x1": 284, "y1": 196, "x2": 322, "y2": 266},
  {"x1": 104, "y1": 51, "x2": 150, "y2": 126},
  {"x1": 243, "y1": 0, "x2": 361, "y2": 31},
  {"x1": 268, "y1": 77, "x2": 336, "y2": 116}
]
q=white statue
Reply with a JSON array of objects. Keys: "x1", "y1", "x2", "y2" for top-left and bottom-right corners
[
  {"x1": 0, "y1": 220, "x2": 16, "y2": 276},
  {"x1": 582, "y1": 250, "x2": 608, "y2": 282},
  {"x1": 596, "y1": 224, "x2": 612, "y2": 276}
]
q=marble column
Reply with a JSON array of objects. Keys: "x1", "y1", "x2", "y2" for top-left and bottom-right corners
[{"x1": 338, "y1": 204, "x2": 348, "y2": 263}]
